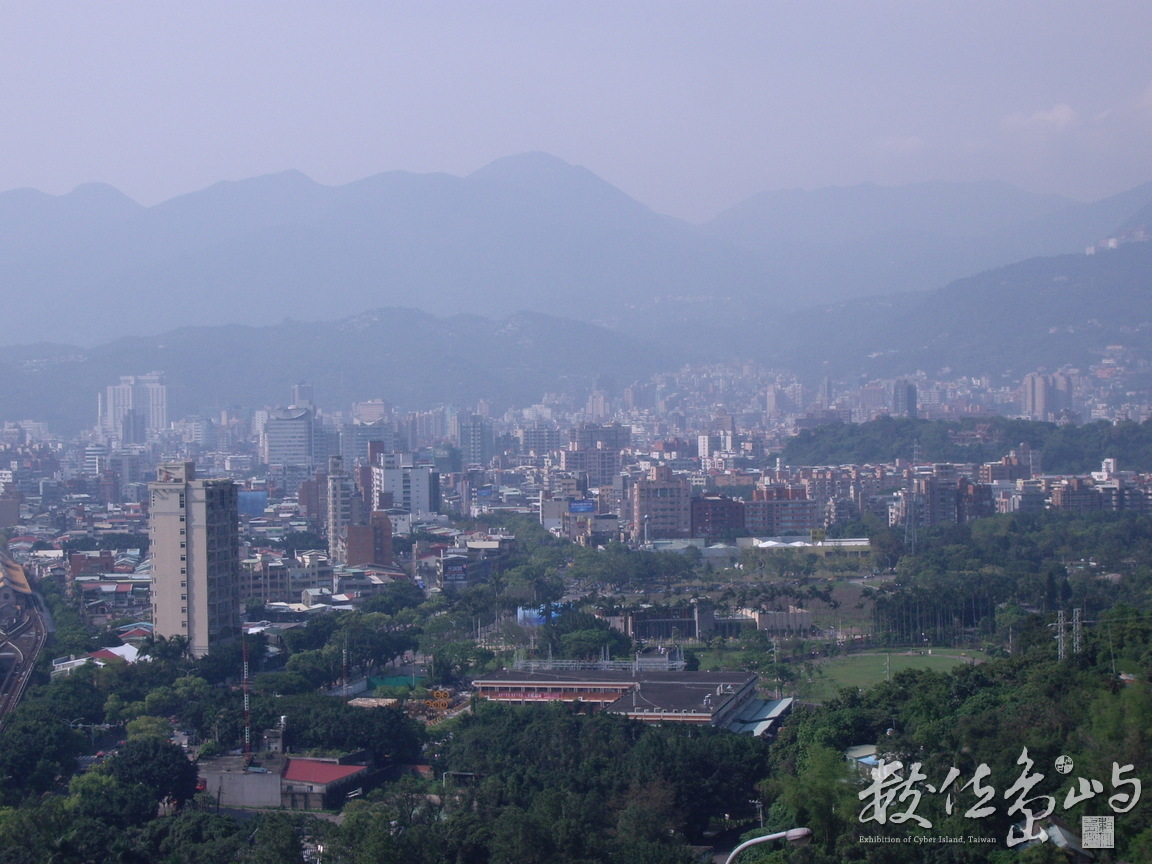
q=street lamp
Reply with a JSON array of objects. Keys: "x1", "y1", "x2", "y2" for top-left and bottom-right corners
[{"x1": 724, "y1": 828, "x2": 813, "y2": 864}]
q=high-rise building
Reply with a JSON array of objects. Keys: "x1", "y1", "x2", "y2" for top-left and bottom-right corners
[
  {"x1": 371, "y1": 452, "x2": 440, "y2": 516},
  {"x1": 340, "y1": 420, "x2": 396, "y2": 467},
  {"x1": 352, "y1": 399, "x2": 390, "y2": 423},
  {"x1": 1021, "y1": 373, "x2": 1050, "y2": 421},
  {"x1": 326, "y1": 456, "x2": 364, "y2": 564},
  {"x1": 892, "y1": 379, "x2": 918, "y2": 420},
  {"x1": 571, "y1": 423, "x2": 632, "y2": 452},
  {"x1": 1022, "y1": 372, "x2": 1074, "y2": 421},
  {"x1": 630, "y1": 465, "x2": 691, "y2": 542},
  {"x1": 291, "y1": 383, "x2": 314, "y2": 409},
  {"x1": 99, "y1": 372, "x2": 168, "y2": 438},
  {"x1": 149, "y1": 461, "x2": 240, "y2": 658},
  {"x1": 458, "y1": 415, "x2": 494, "y2": 467},
  {"x1": 517, "y1": 422, "x2": 563, "y2": 456},
  {"x1": 559, "y1": 446, "x2": 621, "y2": 487},
  {"x1": 262, "y1": 408, "x2": 318, "y2": 468}
]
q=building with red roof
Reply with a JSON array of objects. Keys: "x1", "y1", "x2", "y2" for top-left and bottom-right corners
[{"x1": 281, "y1": 757, "x2": 370, "y2": 810}]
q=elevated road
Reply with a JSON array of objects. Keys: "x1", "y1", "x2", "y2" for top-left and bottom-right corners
[{"x1": 0, "y1": 554, "x2": 48, "y2": 732}]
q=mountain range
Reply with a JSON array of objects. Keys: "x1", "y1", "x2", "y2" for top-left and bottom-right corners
[
  {"x1": 6, "y1": 151, "x2": 1152, "y2": 346},
  {"x1": 1, "y1": 153, "x2": 777, "y2": 345},
  {"x1": 2, "y1": 152, "x2": 1152, "y2": 430}
]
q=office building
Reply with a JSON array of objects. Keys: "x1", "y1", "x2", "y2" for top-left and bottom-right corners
[
  {"x1": 262, "y1": 408, "x2": 318, "y2": 468},
  {"x1": 149, "y1": 461, "x2": 240, "y2": 658},
  {"x1": 340, "y1": 420, "x2": 397, "y2": 467}
]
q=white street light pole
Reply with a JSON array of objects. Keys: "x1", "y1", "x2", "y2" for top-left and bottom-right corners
[{"x1": 724, "y1": 828, "x2": 813, "y2": 864}]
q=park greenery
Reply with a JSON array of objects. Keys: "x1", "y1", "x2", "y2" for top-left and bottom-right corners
[{"x1": 1, "y1": 506, "x2": 1152, "y2": 861}]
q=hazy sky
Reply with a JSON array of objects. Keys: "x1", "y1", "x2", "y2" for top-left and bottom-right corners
[{"x1": 2, "y1": 1, "x2": 1152, "y2": 221}]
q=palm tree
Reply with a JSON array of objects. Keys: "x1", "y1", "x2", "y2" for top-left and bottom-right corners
[{"x1": 141, "y1": 633, "x2": 191, "y2": 664}]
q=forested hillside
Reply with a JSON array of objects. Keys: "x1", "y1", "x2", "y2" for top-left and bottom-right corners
[{"x1": 781, "y1": 415, "x2": 1152, "y2": 473}]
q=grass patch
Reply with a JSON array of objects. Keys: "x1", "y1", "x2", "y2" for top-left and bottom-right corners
[
  {"x1": 693, "y1": 648, "x2": 751, "y2": 672},
  {"x1": 796, "y1": 648, "x2": 985, "y2": 702}
]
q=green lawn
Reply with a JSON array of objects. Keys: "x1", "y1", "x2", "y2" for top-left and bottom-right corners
[{"x1": 794, "y1": 648, "x2": 985, "y2": 702}]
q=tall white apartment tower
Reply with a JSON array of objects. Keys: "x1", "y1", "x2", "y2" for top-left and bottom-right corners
[
  {"x1": 149, "y1": 461, "x2": 240, "y2": 658},
  {"x1": 326, "y1": 455, "x2": 363, "y2": 564},
  {"x1": 371, "y1": 452, "x2": 440, "y2": 516},
  {"x1": 100, "y1": 372, "x2": 168, "y2": 438}
]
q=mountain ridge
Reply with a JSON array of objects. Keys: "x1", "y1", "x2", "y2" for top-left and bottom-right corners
[
  {"x1": 4, "y1": 237, "x2": 1151, "y2": 433},
  {"x1": 0, "y1": 153, "x2": 784, "y2": 345}
]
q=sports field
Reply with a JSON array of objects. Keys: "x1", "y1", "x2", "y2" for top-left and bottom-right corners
[{"x1": 796, "y1": 648, "x2": 983, "y2": 702}]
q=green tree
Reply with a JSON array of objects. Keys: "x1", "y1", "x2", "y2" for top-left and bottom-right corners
[
  {"x1": 240, "y1": 812, "x2": 305, "y2": 864},
  {"x1": 126, "y1": 714, "x2": 174, "y2": 741},
  {"x1": 106, "y1": 737, "x2": 199, "y2": 807},
  {"x1": 67, "y1": 771, "x2": 156, "y2": 828}
]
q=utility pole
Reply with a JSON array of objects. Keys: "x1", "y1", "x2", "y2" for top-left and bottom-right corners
[
  {"x1": 1056, "y1": 610, "x2": 1067, "y2": 661},
  {"x1": 242, "y1": 635, "x2": 251, "y2": 756},
  {"x1": 342, "y1": 632, "x2": 349, "y2": 703}
]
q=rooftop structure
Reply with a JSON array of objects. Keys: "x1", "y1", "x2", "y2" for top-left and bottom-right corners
[{"x1": 471, "y1": 669, "x2": 784, "y2": 735}]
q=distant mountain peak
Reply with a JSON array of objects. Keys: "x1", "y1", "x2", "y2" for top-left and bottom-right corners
[
  {"x1": 191, "y1": 169, "x2": 320, "y2": 197},
  {"x1": 468, "y1": 151, "x2": 583, "y2": 180},
  {"x1": 68, "y1": 181, "x2": 141, "y2": 202},
  {"x1": 468, "y1": 151, "x2": 652, "y2": 216}
]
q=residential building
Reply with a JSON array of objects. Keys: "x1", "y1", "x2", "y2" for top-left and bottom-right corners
[
  {"x1": 458, "y1": 414, "x2": 494, "y2": 466},
  {"x1": 371, "y1": 452, "x2": 440, "y2": 517},
  {"x1": 342, "y1": 511, "x2": 394, "y2": 568},
  {"x1": 892, "y1": 379, "x2": 918, "y2": 420},
  {"x1": 325, "y1": 456, "x2": 363, "y2": 564},
  {"x1": 149, "y1": 461, "x2": 240, "y2": 658},
  {"x1": 631, "y1": 465, "x2": 691, "y2": 541},
  {"x1": 559, "y1": 445, "x2": 620, "y2": 487},
  {"x1": 690, "y1": 495, "x2": 745, "y2": 538},
  {"x1": 99, "y1": 372, "x2": 168, "y2": 439}
]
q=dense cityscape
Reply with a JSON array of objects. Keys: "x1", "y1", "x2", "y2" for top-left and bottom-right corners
[
  {"x1": 3, "y1": 5, "x2": 1152, "y2": 863},
  {"x1": 4, "y1": 357, "x2": 1152, "y2": 573},
  {"x1": 0, "y1": 353, "x2": 1149, "y2": 860}
]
